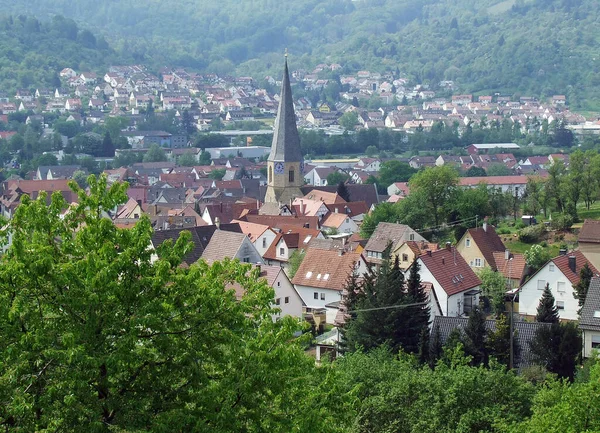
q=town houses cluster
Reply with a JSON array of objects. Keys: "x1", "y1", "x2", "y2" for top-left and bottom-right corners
[{"x1": 1, "y1": 60, "x2": 600, "y2": 364}]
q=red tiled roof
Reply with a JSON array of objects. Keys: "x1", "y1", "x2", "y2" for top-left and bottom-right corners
[
  {"x1": 419, "y1": 247, "x2": 481, "y2": 296},
  {"x1": 292, "y1": 249, "x2": 363, "y2": 291},
  {"x1": 578, "y1": 219, "x2": 600, "y2": 243},
  {"x1": 552, "y1": 251, "x2": 599, "y2": 285},
  {"x1": 459, "y1": 175, "x2": 544, "y2": 187},
  {"x1": 493, "y1": 251, "x2": 526, "y2": 281}
]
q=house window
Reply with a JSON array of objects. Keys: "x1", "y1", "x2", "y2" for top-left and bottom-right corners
[
  {"x1": 466, "y1": 238, "x2": 471, "y2": 247},
  {"x1": 275, "y1": 298, "x2": 281, "y2": 305},
  {"x1": 285, "y1": 297, "x2": 289, "y2": 304},
  {"x1": 268, "y1": 166, "x2": 272, "y2": 183},
  {"x1": 474, "y1": 258, "x2": 482, "y2": 267},
  {"x1": 537, "y1": 280, "x2": 546, "y2": 290},
  {"x1": 314, "y1": 292, "x2": 319, "y2": 299},
  {"x1": 592, "y1": 336, "x2": 600, "y2": 349},
  {"x1": 409, "y1": 233, "x2": 415, "y2": 241},
  {"x1": 557, "y1": 281, "x2": 566, "y2": 293},
  {"x1": 279, "y1": 247, "x2": 285, "y2": 256},
  {"x1": 277, "y1": 281, "x2": 281, "y2": 287},
  {"x1": 320, "y1": 293, "x2": 325, "y2": 300},
  {"x1": 549, "y1": 264, "x2": 555, "y2": 272},
  {"x1": 402, "y1": 254, "x2": 409, "y2": 262},
  {"x1": 556, "y1": 300, "x2": 565, "y2": 310},
  {"x1": 289, "y1": 169, "x2": 295, "y2": 182},
  {"x1": 262, "y1": 237, "x2": 267, "y2": 248}
]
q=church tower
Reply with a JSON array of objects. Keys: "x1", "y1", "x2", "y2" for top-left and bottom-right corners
[{"x1": 264, "y1": 55, "x2": 304, "y2": 204}]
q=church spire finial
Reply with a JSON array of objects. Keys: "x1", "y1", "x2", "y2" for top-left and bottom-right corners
[{"x1": 284, "y1": 48, "x2": 288, "y2": 58}]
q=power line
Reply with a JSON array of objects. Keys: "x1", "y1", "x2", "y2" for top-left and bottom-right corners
[{"x1": 347, "y1": 301, "x2": 427, "y2": 314}]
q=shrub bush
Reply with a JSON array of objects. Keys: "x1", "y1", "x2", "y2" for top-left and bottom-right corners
[
  {"x1": 550, "y1": 213, "x2": 574, "y2": 231},
  {"x1": 519, "y1": 224, "x2": 545, "y2": 243}
]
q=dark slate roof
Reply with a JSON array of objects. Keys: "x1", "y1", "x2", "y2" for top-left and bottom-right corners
[
  {"x1": 580, "y1": 276, "x2": 600, "y2": 331},
  {"x1": 268, "y1": 58, "x2": 303, "y2": 163},
  {"x1": 431, "y1": 316, "x2": 549, "y2": 369},
  {"x1": 151, "y1": 223, "x2": 242, "y2": 265},
  {"x1": 578, "y1": 219, "x2": 600, "y2": 244},
  {"x1": 300, "y1": 184, "x2": 379, "y2": 208}
]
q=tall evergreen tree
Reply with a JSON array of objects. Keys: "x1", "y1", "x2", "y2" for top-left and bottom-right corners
[
  {"x1": 337, "y1": 267, "x2": 363, "y2": 354},
  {"x1": 336, "y1": 180, "x2": 351, "y2": 202},
  {"x1": 486, "y1": 313, "x2": 512, "y2": 367},
  {"x1": 101, "y1": 131, "x2": 114, "y2": 157},
  {"x1": 404, "y1": 258, "x2": 431, "y2": 353},
  {"x1": 573, "y1": 262, "x2": 593, "y2": 315},
  {"x1": 530, "y1": 322, "x2": 582, "y2": 381},
  {"x1": 428, "y1": 324, "x2": 443, "y2": 368},
  {"x1": 463, "y1": 307, "x2": 488, "y2": 366},
  {"x1": 536, "y1": 283, "x2": 560, "y2": 323}
]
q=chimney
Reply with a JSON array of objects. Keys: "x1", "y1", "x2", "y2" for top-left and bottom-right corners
[
  {"x1": 445, "y1": 241, "x2": 451, "y2": 251},
  {"x1": 219, "y1": 202, "x2": 222, "y2": 212},
  {"x1": 215, "y1": 216, "x2": 221, "y2": 229},
  {"x1": 300, "y1": 199, "x2": 305, "y2": 215},
  {"x1": 505, "y1": 249, "x2": 510, "y2": 260},
  {"x1": 442, "y1": 257, "x2": 445, "y2": 265},
  {"x1": 559, "y1": 248, "x2": 567, "y2": 256},
  {"x1": 335, "y1": 207, "x2": 338, "y2": 213},
  {"x1": 483, "y1": 216, "x2": 488, "y2": 232},
  {"x1": 568, "y1": 255, "x2": 576, "y2": 274},
  {"x1": 427, "y1": 250, "x2": 432, "y2": 257},
  {"x1": 136, "y1": 199, "x2": 142, "y2": 207},
  {"x1": 338, "y1": 248, "x2": 343, "y2": 257}
]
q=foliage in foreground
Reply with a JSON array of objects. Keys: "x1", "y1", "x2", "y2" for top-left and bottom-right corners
[{"x1": 0, "y1": 175, "x2": 350, "y2": 432}]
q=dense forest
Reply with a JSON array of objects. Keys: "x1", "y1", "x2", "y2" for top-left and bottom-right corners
[
  {"x1": 0, "y1": 0, "x2": 598, "y2": 108},
  {"x1": 0, "y1": 15, "x2": 130, "y2": 91}
]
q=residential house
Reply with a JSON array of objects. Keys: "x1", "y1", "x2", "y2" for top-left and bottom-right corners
[
  {"x1": 416, "y1": 246, "x2": 482, "y2": 317},
  {"x1": 201, "y1": 229, "x2": 264, "y2": 264},
  {"x1": 292, "y1": 248, "x2": 368, "y2": 323},
  {"x1": 392, "y1": 240, "x2": 439, "y2": 271},
  {"x1": 579, "y1": 276, "x2": 600, "y2": 358},
  {"x1": 493, "y1": 250, "x2": 527, "y2": 289},
  {"x1": 456, "y1": 220, "x2": 506, "y2": 270},
  {"x1": 292, "y1": 198, "x2": 329, "y2": 218},
  {"x1": 458, "y1": 175, "x2": 536, "y2": 198},
  {"x1": 578, "y1": 219, "x2": 600, "y2": 270},
  {"x1": 232, "y1": 220, "x2": 277, "y2": 257},
  {"x1": 115, "y1": 197, "x2": 143, "y2": 219},
  {"x1": 321, "y1": 211, "x2": 359, "y2": 234},
  {"x1": 262, "y1": 227, "x2": 320, "y2": 269},
  {"x1": 364, "y1": 222, "x2": 426, "y2": 267},
  {"x1": 303, "y1": 166, "x2": 340, "y2": 186},
  {"x1": 519, "y1": 251, "x2": 599, "y2": 321}
]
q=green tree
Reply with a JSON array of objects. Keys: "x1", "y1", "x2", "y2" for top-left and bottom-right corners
[
  {"x1": 377, "y1": 160, "x2": 417, "y2": 187},
  {"x1": 198, "y1": 149, "x2": 212, "y2": 165},
  {"x1": 486, "y1": 163, "x2": 512, "y2": 176},
  {"x1": 462, "y1": 307, "x2": 488, "y2": 366},
  {"x1": 72, "y1": 169, "x2": 88, "y2": 188},
  {"x1": 143, "y1": 144, "x2": 167, "y2": 162},
  {"x1": 486, "y1": 314, "x2": 512, "y2": 367},
  {"x1": 338, "y1": 111, "x2": 359, "y2": 130},
  {"x1": 530, "y1": 322, "x2": 582, "y2": 381},
  {"x1": 536, "y1": 283, "x2": 560, "y2": 324},
  {"x1": 524, "y1": 244, "x2": 551, "y2": 272},
  {"x1": 478, "y1": 267, "x2": 507, "y2": 315},
  {"x1": 409, "y1": 165, "x2": 459, "y2": 226},
  {"x1": 326, "y1": 171, "x2": 349, "y2": 186},
  {"x1": 465, "y1": 166, "x2": 486, "y2": 177},
  {"x1": 365, "y1": 145, "x2": 378, "y2": 157},
  {"x1": 0, "y1": 175, "x2": 348, "y2": 432},
  {"x1": 287, "y1": 249, "x2": 305, "y2": 279},
  {"x1": 573, "y1": 262, "x2": 594, "y2": 316},
  {"x1": 208, "y1": 168, "x2": 226, "y2": 180},
  {"x1": 359, "y1": 202, "x2": 399, "y2": 238},
  {"x1": 336, "y1": 180, "x2": 351, "y2": 202},
  {"x1": 101, "y1": 131, "x2": 115, "y2": 157},
  {"x1": 177, "y1": 152, "x2": 197, "y2": 167},
  {"x1": 405, "y1": 258, "x2": 431, "y2": 356}
]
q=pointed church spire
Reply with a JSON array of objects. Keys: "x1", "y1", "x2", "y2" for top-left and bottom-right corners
[{"x1": 268, "y1": 54, "x2": 302, "y2": 162}]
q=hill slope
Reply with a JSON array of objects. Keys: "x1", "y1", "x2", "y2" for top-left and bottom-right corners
[{"x1": 0, "y1": 0, "x2": 598, "y2": 108}]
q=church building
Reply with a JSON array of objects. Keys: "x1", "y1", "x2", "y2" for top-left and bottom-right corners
[{"x1": 264, "y1": 57, "x2": 304, "y2": 204}]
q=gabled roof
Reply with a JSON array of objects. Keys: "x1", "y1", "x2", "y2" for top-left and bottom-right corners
[
  {"x1": 302, "y1": 190, "x2": 346, "y2": 205},
  {"x1": 268, "y1": 58, "x2": 302, "y2": 163},
  {"x1": 150, "y1": 223, "x2": 241, "y2": 265},
  {"x1": 300, "y1": 184, "x2": 379, "y2": 208},
  {"x1": 578, "y1": 219, "x2": 600, "y2": 243},
  {"x1": 551, "y1": 250, "x2": 599, "y2": 285},
  {"x1": 418, "y1": 247, "x2": 481, "y2": 296},
  {"x1": 431, "y1": 316, "x2": 548, "y2": 369},
  {"x1": 231, "y1": 220, "x2": 270, "y2": 242},
  {"x1": 463, "y1": 226, "x2": 506, "y2": 269},
  {"x1": 201, "y1": 230, "x2": 253, "y2": 264},
  {"x1": 292, "y1": 249, "x2": 362, "y2": 291},
  {"x1": 580, "y1": 276, "x2": 600, "y2": 331},
  {"x1": 242, "y1": 214, "x2": 320, "y2": 230},
  {"x1": 493, "y1": 251, "x2": 526, "y2": 281},
  {"x1": 364, "y1": 222, "x2": 419, "y2": 253},
  {"x1": 324, "y1": 201, "x2": 368, "y2": 217}
]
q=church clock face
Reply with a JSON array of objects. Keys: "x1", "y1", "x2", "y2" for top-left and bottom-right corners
[{"x1": 274, "y1": 162, "x2": 285, "y2": 174}]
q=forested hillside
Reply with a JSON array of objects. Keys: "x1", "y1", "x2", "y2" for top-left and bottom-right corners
[
  {"x1": 0, "y1": 15, "x2": 129, "y2": 91},
  {"x1": 0, "y1": 0, "x2": 599, "y2": 108}
]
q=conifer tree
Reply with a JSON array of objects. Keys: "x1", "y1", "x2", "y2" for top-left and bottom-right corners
[
  {"x1": 486, "y1": 313, "x2": 512, "y2": 366},
  {"x1": 573, "y1": 262, "x2": 593, "y2": 315},
  {"x1": 463, "y1": 307, "x2": 488, "y2": 366},
  {"x1": 336, "y1": 180, "x2": 351, "y2": 202},
  {"x1": 404, "y1": 258, "x2": 431, "y2": 353},
  {"x1": 429, "y1": 324, "x2": 443, "y2": 368},
  {"x1": 536, "y1": 283, "x2": 560, "y2": 323}
]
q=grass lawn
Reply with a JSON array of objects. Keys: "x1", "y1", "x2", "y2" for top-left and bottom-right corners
[{"x1": 577, "y1": 201, "x2": 600, "y2": 220}]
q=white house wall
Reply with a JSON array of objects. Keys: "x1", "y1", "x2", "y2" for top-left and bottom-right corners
[
  {"x1": 272, "y1": 271, "x2": 304, "y2": 320},
  {"x1": 519, "y1": 264, "x2": 578, "y2": 320}
]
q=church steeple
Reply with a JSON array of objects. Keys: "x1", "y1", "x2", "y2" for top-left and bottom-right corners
[
  {"x1": 264, "y1": 55, "x2": 304, "y2": 204},
  {"x1": 268, "y1": 57, "x2": 302, "y2": 163}
]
